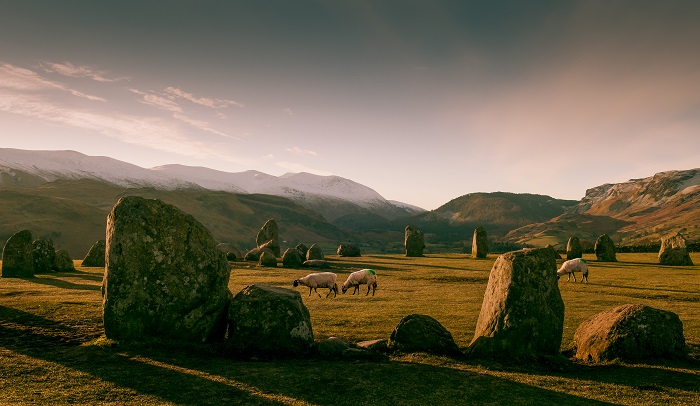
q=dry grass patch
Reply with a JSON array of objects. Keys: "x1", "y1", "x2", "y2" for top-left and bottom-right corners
[{"x1": 0, "y1": 253, "x2": 698, "y2": 405}]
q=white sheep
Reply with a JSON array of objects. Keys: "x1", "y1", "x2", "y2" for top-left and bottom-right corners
[
  {"x1": 293, "y1": 272, "x2": 338, "y2": 298},
  {"x1": 341, "y1": 269, "x2": 378, "y2": 296},
  {"x1": 557, "y1": 258, "x2": 589, "y2": 283}
]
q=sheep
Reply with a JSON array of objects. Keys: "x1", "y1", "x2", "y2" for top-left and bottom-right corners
[
  {"x1": 341, "y1": 269, "x2": 378, "y2": 296},
  {"x1": 293, "y1": 272, "x2": 338, "y2": 298},
  {"x1": 557, "y1": 258, "x2": 588, "y2": 283}
]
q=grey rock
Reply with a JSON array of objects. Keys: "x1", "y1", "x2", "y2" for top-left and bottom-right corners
[
  {"x1": 337, "y1": 243, "x2": 361, "y2": 257},
  {"x1": 306, "y1": 243, "x2": 324, "y2": 260},
  {"x1": 566, "y1": 237, "x2": 583, "y2": 260},
  {"x1": 388, "y1": 314, "x2": 460, "y2": 356},
  {"x1": 33, "y1": 238, "x2": 56, "y2": 273},
  {"x1": 1, "y1": 230, "x2": 34, "y2": 278},
  {"x1": 82, "y1": 240, "x2": 106, "y2": 267},
  {"x1": 658, "y1": 233, "x2": 693, "y2": 266},
  {"x1": 472, "y1": 226, "x2": 488, "y2": 259},
  {"x1": 54, "y1": 250, "x2": 75, "y2": 272},
  {"x1": 594, "y1": 234, "x2": 617, "y2": 262},
  {"x1": 282, "y1": 248, "x2": 304, "y2": 268},
  {"x1": 404, "y1": 225, "x2": 425, "y2": 257},
  {"x1": 256, "y1": 219, "x2": 280, "y2": 257}
]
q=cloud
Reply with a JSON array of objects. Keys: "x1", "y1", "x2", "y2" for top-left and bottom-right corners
[
  {"x1": 40, "y1": 62, "x2": 122, "y2": 82},
  {"x1": 0, "y1": 63, "x2": 106, "y2": 101},
  {"x1": 276, "y1": 161, "x2": 332, "y2": 175},
  {"x1": 286, "y1": 146, "x2": 317, "y2": 156},
  {"x1": 283, "y1": 107, "x2": 295, "y2": 117},
  {"x1": 164, "y1": 86, "x2": 244, "y2": 108}
]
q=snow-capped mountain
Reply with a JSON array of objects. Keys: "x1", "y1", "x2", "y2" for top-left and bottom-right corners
[{"x1": 0, "y1": 148, "x2": 424, "y2": 220}]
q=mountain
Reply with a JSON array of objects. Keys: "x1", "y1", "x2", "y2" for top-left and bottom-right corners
[
  {"x1": 0, "y1": 148, "x2": 425, "y2": 223},
  {"x1": 505, "y1": 169, "x2": 700, "y2": 248},
  {"x1": 0, "y1": 178, "x2": 352, "y2": 258}
]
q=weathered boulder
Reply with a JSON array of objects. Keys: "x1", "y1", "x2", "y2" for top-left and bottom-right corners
[
  {"x1": 658, "y1": 233, "x2": 693, "y2": 266},
  {"x1": 1, "y1": 230, "x2": 34, "y2": 278},
  {"x1": 228, "y1": 284, "x2": 314, "y2": 357},
  {"x1": 217, "y1": 243, "x2": 243, "y2": 262},
  {"x1": 306, "y1": 243, "x2": 324, "y2": 260},
  {"x1": 103, "y1": 196, "x2": 231, "y2": 343},
  {"x1": 258, "y1": 250, "x2": 277, "y2": 267},
  {"x1": 337, "y1": 243, "x2": 361, "y2": 257},
  {"x1": 566, "y1": 237, "x2": 583, "y2": 260},
  {"x1": 244, "y1": 246, "x2": 274, "y2": 262},
  {"x1": 302, "y1": 259, "x2": 330, "y2": 268},
  {"x1": 314, "y1": 337, "x2": 386, "y2": 360},
  {"x1": 387, "y1": 314, "x2": 460, "y2": 356},
  {"x1": 256, "y1": 218, "x2": 280, "y2": 257},
  {"x1": 545, "y1": 244, "x2": 562, "y2": 259},
  {"x1": 32, "y1": 238, "x2": 56, "y2": 273},
  {"x1": 82, "y1": 240, "x2": 106, "y2": 267},
  {"x1": 404, "y1": 225, "x2": 425, "y2": 257},
  {"x1": 467, "y1": 248, "x2": 564, "y2": 358},
  {"x1": 594, "y1": 234, "x2": 617, "y2": 262},
  {"x1": 472, "y1": 226, "x2": 489, "y2": 259},
  {"x1": 295, "y1": 243, "x2": 309, "y2": 258},
  {"x1": 574, "y1": 304, "x2": 686, "y2": 363},
  {"x1": 282, "y1": 248, "x2": 304, "y2": 268},
  {"x1": 54, "y1": 250, "x2": 75, "y2": 272}
]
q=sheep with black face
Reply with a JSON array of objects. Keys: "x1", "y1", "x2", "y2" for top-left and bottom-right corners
[
  {"x1": 342, "y1": 269, "x2": 378, "y2": 296},
  {"x1": 293, "y1": 272, "x2": 338, "y2": 298}
]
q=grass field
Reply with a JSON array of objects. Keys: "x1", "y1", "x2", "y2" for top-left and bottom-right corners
[{"x1": 1, "y1": 253, "x2": 699, "y2": 405}]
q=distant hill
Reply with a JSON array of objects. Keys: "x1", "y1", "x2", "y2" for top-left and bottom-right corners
[
  {"x1": 505, "y1": 169, "x2": 700, "y2": 248},
  {"x1": 401, "y1": 192, "x2": 578, "y2": 250},
  {"x1": 0, "y1": 179, "x2": 352, "y2": 258}
]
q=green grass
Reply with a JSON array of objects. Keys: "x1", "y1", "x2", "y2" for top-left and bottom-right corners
[{"x1": 1, "y1": 254, "x2": 699, "y2": 405}]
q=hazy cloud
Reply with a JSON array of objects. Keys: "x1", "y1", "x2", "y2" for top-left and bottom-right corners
[
  {"x1": 41, "y1": 62, "x2": 121, "y2": 82},
  {"x1": 283, "y1": 107, "x2": 295, "y2": 117},
  {"x1": 0, "y1": 63, "x2": 106, "y2": 101},
  {"x1": 164, "y1": 86, "x2": 244, "y2": 108},
  {"x1": 286, "y1": 146, "x2": 317, "y2": 156}
]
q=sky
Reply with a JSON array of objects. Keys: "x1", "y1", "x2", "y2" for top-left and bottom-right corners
[{"x1": 1, "y1": 1, "x2": 699, "y2": 210}]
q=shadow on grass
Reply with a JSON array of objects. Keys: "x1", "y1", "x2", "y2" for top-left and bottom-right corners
[
  {"x1": 29, "y1": 275, "x2": 101, "y2": 291},
  {"x1": 0, "y1": 306, "x2": 626, "y2": 405}
]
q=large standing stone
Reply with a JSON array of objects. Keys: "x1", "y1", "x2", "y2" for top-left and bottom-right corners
[
  {"x1": 574, "y1": 304, "x2": 686, "y2": 363},
  {"x1": 228, "y1": 284, "x2": 314, "y2": 357},
  {"x1": 82, "y1": 240, "x2": 106, "y2": 267},
  {"x1": 594, "y1": 234, "x2": 617, "y2": 262},
  {"x1": 256, "y1": 218, "x2": 280, "y2": 257},
  {"x1": 295, "y1": 243, "x2": 309, "y2": 258},
  {"x1": 244, "y1": 246, "x2": 274, "y2": 262},
  {"x1": 467, "y1": 248, "x2": 564, "y2": 358},
  {"x1": 1, "y1": 230, "x2": 34, "y2": 278},
  {"x1": 387, "y1": 314, "x2": 460, "y2": 356},
  {"x1": 103, "y1": 196, "x2": 231, "y2": 343},
  {"x1": 32, "y1": 238, "x2": 56, "y2": 273},
  {"x1": 54, "y1": 250, "x2": 76, "y2": 272},
  {"x1": 658, "y1": 233, "x2": 693, "y2": 266},
  {"x1": 282, "y1": 248, "x2": 304, "y2": 268},
  {"x1": 337, "y1": 243, "x2": 361, "y2": 257},
  {"x1": 404, "y1": 225, "x2": 425, "y2": 257},
  {"x1": 472, "y1": 226, "x2": 489, "y2": 259},
  {"x1": 545, "y1": 244, "x2": 562, "y2": 259},
  {"x1": 306, "y1": 243, "x2": 324, "y2": 260},
  {"x1": 566, "y1": 237, "x2": 583, "y2": 260}
]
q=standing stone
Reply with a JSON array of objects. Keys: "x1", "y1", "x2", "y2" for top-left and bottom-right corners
[
  {"x1": 574, "y1": 304, "x2": 686, "y2": 363},
  {"x1": 258, "y1": 250, "x2": 278, "y2": 267},
  {"x1": 282, "y1": 248, "x2": 304, "y2": 268},
  {"x1": 228, "y1": 284, "x2": 314, "y2": 358},
  {"x1": 387, "y1": 314, "x2": 460, "y2": 356},
  {"x1": 82, "y1": 240, "x2": 106, "y2": 267},
  {"x1": 404, "y1": 225, "x2": 425, "y2": 257},
  {"x1": 337, "y1": 243, "x2": 361, "y2": 257},
  {"x1": 545, "y1": 244, "x2": 562, "y2": 259},
  {"x1": 566, "y1": 237, "x2": 583, "y2": 260},
  {"x1": 594, "y1": 234, "x2": 617, "y2": 262},
  {"x1": 103, "y1": 196, "x2": 231, "y2": 343},
  {"x1": 256, "y1": 218, "x2": 280, "y2": 257},
  {"x1": 306, "y1": 243, "x2": 324, "y2": 260},
  {"x1": 244, "y1": 246, "x2": 274, "y2": 262},
  {"x1": 54, "y1": 250, "x2": 76, "y2": 272},
  {"x1": 1, "y1": 230, "x2": 34, "y2": 278},
  {"x1": 467, "y1": 248, "x2": 564, "y2": 358},
  {"x1": 32, "y1": 238, "x2": 56, "y2": 273},
  {"x1": 472, "y1": 226, "x2": 489, "y2": 259},
  {"x1": 658, "y1": 233, "x2": 694, "y2": 266}
]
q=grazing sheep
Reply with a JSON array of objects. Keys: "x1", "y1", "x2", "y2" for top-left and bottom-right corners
[
  {"x1": 557, "y1": 258, "x2": 588, "y2": 283},
  {"x1": 342, "y1": 269, "x2": 378, "y2": 296},
  {"x1": 293, "y1": 272, "x2": 338, "y2": 298}
]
